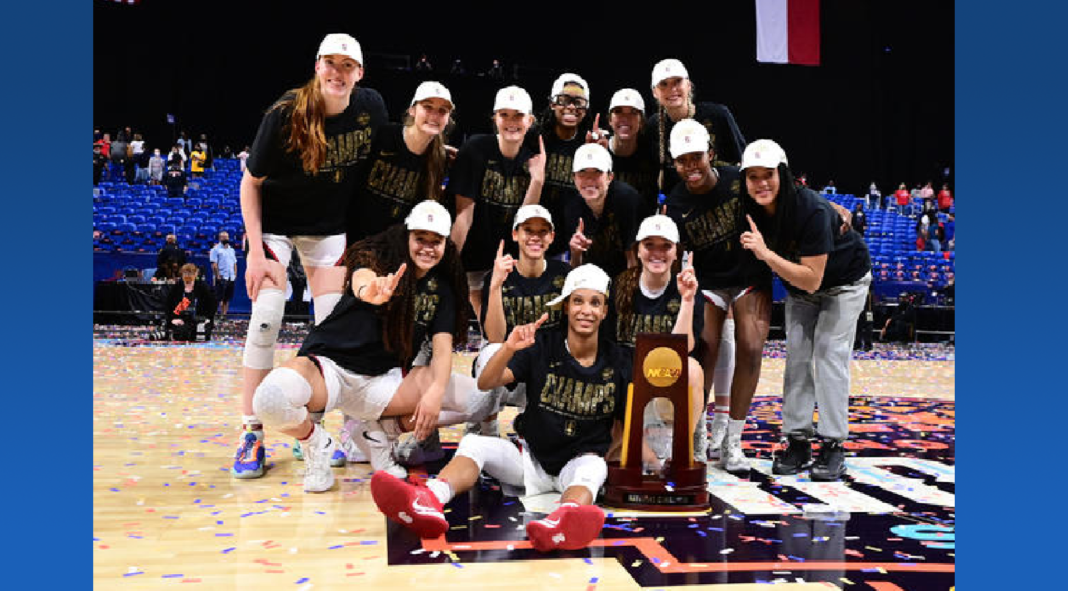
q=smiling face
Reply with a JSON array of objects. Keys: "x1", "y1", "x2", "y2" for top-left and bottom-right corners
[
  {"x1": 512, "y1": 218, "x2": 554, "y2": 260},
  {"x1": 673, "y1": 150, "x2": 713, "y2": 190},
  {"x1": 653, "y1": 76, "x2": 690, "y2": 110},
  {"x1": 573, "y1": 168, "x2": 612, "y2": 201},
  {"x1": 564, "y1": 288, "x2": 607, "y2": 337},
  {"x1": 315, "y1": 54, "x2": 363, "y2": 100},
  {"x1": 551, "y1": 85, "x2": 588, "y2": 130},
  {"x1": 609, "y1": 106, "x2": 643, "y2": 141},
  {"x1": 493, "y1": 108, "x2": 532, "y2": 143},
  {"x1": 638, "y1": 236, "x2": 677, "y2": 275},
  {"x1": 408, "y1": 97, "x2": 452, "y2": 136},
  {"x1": 744, "y1": 166, "x2": 780, "y2": 212},
  {"x1": 407, "y1": 230, "x2": 446, "y2": 276}
]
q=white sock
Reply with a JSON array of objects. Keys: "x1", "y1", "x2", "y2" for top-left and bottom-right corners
[
  {"x1": 242, "y1": 415, "x2": 263, "y2": 432},
  {"x1": 727, "y1": 418, "x2": 746, "y2": 439},
  {"x1": 427, "y1": 478, "x2": 453, "y2": 505}
]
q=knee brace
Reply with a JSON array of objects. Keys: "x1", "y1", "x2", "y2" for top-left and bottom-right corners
[
  {"x1": 242, "y1": 288, "x2": 286, "y2": 369},
  {"x1": 713, "y1": 318, "x2": 735, "y2": 397},
  {"x1": 251, "y1": 367, "x2": 313, "y2": 429},
  {"x1": 313, "y1": 292, "x2": 342, "y2": 325}
]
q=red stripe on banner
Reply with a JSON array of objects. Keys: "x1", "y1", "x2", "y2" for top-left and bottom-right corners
[{"x1": 788, "y1": 0, "x2": 820, "y2": 65}]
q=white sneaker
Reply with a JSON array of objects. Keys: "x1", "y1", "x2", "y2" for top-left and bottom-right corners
[
  {"x1": 339, "y1": 418, "x2": 368, "y2": 463},
  {"x1": 353, "y1": 419, "x2": 407, "y2": 479},
  {"x1": 302, "y1": 424, "x2": 337, "y2": 493},
  {"x1": 721, "y1": 431, "x2": 750, "y2": 473},
  {"x1": 693, "y1": 423, "x2": 708, "y2": 463}
]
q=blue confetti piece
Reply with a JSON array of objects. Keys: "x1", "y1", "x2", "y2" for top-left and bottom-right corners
[
  {"x1": 590, "y1": 577, "x2": 599, "y2": 583},
  {"x1": 110, "y1": 488, "x2": 120, "y2": 492},
  {"x1": 163, "y1": 516, "x2": 179, "y2": 520},
  {"x1": 787, "y1": 555, "x2": 805, "y2": 562},
  {"x1": 584, "y1": 558, "x2": 593, "y2": 565},
  {"x1": 315, "y1": 511, "x2": 326, "y2": 515},
  {"x1": 696, "y1": 531, "x2": 707, "y2": 537},
  {"x1": 328, "y1": 545, "x2": 344, "y2": 550},
  {"x1": 123, "y1": 572, "x2": 144, "y2": 577},
  {"x1": 162, "y1": 574, "x2": 183, "y2": 578},
  {"x1": 707, "y1": 527, "x2": 724, "y2": 532},
  {"x1": 296, "y1": 578, "x2": 309, "y2": 584},
  {"x1": 651, "y1": 557, "x2": 660, "y2": 564},
  {"x1": 93, "y1": 537, "x2": 100, "y2": 542},
  {"x1": 360, "y1": 541, "x2": 377, "y2": 545},
  {"x1": 222, "y1": 547, "x2": 236, "y2": 554},
  {"x1": 451, "y1": 563, "x2": 464, "y2": 568},
  {"x1": 215, "y1": 533, "x2": 233, "y2": 537}
]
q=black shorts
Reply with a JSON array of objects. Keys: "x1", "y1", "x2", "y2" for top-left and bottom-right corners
[{"x1": 215, "y1": 279, "x2": 235, "y2": 302}]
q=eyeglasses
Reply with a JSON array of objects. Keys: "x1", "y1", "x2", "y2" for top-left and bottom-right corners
[{"x1": 552, "y1": 95, "x2": 588, "y2": 110}]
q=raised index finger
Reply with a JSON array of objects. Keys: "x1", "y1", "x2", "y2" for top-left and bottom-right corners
[
  {"x1": 746, "y1": 214, "x2": 758, "y2": 233},
  {"x1": 532, "y1": 312, "x2": 549, "y2": 329},
  {"x1": 538, "y1": 135, "x2": 545, "y2": 155},
  {"x1": 391, "y1": 263, "x2": 407, "y2": 288},
  {"x1": 497, "y1": 239, "x2": 505, "y2": 259},
  {"x1": 593, "y1": 113, "x2": 601, "y2": 132}
]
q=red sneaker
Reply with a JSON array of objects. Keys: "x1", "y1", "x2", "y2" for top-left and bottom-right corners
[
  {"x1": 525, "y1": 503, "x2": 605, "y2": 552},
  {"x1": 370, "y1": 471, "x2": 448, "y2": 538}
]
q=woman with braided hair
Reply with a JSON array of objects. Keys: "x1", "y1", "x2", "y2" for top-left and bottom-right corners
[
  {"x1": 648, "y1": 58, "x2": 746, "y2": 197},
  {"x1": 607, "y1": 215, "x2": 707, "y2": 467}
]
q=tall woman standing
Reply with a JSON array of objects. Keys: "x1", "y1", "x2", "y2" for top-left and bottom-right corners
[
  {"x1": 232, "y1": 33, "x2": 387, "y2": 479},
  {"x1": 739, "y1": 140, "x2": 872, "y2": 481}
]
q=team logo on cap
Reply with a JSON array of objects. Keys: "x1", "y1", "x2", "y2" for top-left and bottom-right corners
[
  {"x1": 342, "y1": 43, "x2": 348, "y2": 50},
  {"x1": 427, "y1": 214, "x2": 434, "y2": 222}
]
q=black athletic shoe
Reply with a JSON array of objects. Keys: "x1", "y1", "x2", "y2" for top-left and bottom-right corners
[
  {"x1": 809, "y1": 438, "x2": 847, "y2": 481},
  {"x1": 772, "y1": 433, "x2": 812, "y2": 475}
]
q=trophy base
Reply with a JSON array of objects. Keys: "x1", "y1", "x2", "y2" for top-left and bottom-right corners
[{"x1": 604, "y1": 462, "x2": 709, "y2": 512}]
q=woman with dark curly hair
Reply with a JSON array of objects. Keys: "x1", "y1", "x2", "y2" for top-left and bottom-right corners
[{"x1": 250, "y1": 201, "x2": 493, "y2": 492}]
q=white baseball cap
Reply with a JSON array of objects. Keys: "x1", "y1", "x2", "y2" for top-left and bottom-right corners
[
  {"x1": 493, "y1": 86, "x2": 533, "y2": 114},
  {"x1": 550, "y1": 72, "x2": 590, "y2": 104},
  {"x1": 651, "y1": 58, "x2": 689, "y2": 87},
  {"x1": 635, "y1": 214, "x2": 680, "y2": 244},
  {"x1": 609, "y1": 88, "x2": 646, "y2": 113},
  {"x1": 512, "y1": 204, "x2": 554, "y2": 230},
  {"x1": 546, "y1": 264, "x2": 611, "y2": 308},
  {"x1": 410, "y1": 81, "x2": 454, "y2": 109},
  {"x1": 740, "y1": 139, "x2": 789, "y2": 170},
  {"x1": 317, "y1": 33, "x2": 363, "y2": 66},
  {"x1": 669, "y1": 118, "x2": 710, "y2": 159},
  {"x1": 404, "y1": 200, "x2": 452, "y2": 237},
  {"x1": 572, "y1": 143, "x2": 613, "y2": 173}
]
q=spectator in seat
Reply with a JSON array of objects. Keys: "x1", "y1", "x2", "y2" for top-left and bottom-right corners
[
  {"x1": 190, "y1": 144, "x2": 206, "y2": 179},
  {"x1": 893, "y1": 183, "x2": 910, "y2": 213},
  {"x1": 937, "y1": 183, "x2": 953, "y2": 212},
  {"x1": 851, "y1": 203, "x2": 867, "y2": 236},
  {"x1": 157, "y1": 233, "x2": 187, "y2": 281},
  {"x1": 163, "y1": 159, "x2": 188, "y2": 198},
  {"x1": 237, "y1": 145, "x2": 250, "y2": 172},
  {"x1": 166, "y1": 263, "x2": 217, "y2": 342},
  {"x1": 135, "y1": 141, "x2": 152, "y2": 184},
  {"x1": 110, "y1": 130, "x2": 129, "y2": 184},
  {"x1": 93, "y1": 143, "x2": 107, "y2": 186},
  {"x1": 168, "y1": 144, "x2": 187, "y2": 170},
  {"x1": 866, "y1": 181, "x2": 881, "y2": 210},
  {"x1": 199, "y1": 134, "x2": 214, "y2": 171},
  {"x1": 821, "y1": 180, "x2": 836, "y2": 195},
  {"x1": 148, "y1": 148, "x2": 165, "y2": 185},
  {"x1": 919, "y1": 181, "x2": 934, "y2": 203},
  {"x1": 210, "y1": 231, "x2": 238, "y2": 318}
]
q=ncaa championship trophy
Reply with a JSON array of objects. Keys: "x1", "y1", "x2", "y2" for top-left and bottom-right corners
[{"x1": 606, "y1": 333, "x2": 708, "y2": 510}]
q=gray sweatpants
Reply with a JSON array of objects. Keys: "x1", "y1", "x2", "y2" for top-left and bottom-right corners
[{"x1": 782, "y1": 273, "x2": 872, "y2": 441}]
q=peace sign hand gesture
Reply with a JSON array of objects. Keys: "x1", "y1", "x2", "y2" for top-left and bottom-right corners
[
  {"x1": 505, "y1": 312, "x2": 548, "y2": 352},
  {"x1": 676, "y1": 250, "x2": 698, "y2": 302},
  {"x1": 359, "y1": 263, "x2": 407, "y2": 305},
  {"x1": 739, "y1": 215, "x2": 770, "y2": 261}
]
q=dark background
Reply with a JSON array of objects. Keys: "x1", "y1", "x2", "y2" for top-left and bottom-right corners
[{"x1": 93, "y1": 0, "x2": 952, "y2": 195}]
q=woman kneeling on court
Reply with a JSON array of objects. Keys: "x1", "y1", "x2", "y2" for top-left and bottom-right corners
[
  {"x1": 371, "y1": 264, "x2": 631, "y2": 552},
  {"x1": 251, "y1": 201, "x2": 495, "y2": 492},
  {"x1": 738, "y1": 140, "x2": 872, "y2": 481}
]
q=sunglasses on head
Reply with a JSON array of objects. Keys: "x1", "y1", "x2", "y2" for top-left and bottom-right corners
[{"x1": 552, "y1": 95, "x2": 588, "y2": 110}]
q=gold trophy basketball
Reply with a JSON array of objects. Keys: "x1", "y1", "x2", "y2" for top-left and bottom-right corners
[{"x1": 605, "y1": 333, "x2": 708, "y2": 510}]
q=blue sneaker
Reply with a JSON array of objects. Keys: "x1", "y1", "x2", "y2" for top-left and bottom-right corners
[{"x1": 231, "y1": 431, "x2": 266, "y2": 479}]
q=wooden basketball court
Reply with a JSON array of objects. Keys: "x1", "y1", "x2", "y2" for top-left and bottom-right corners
[{"x1": 93, "y1": 337, "x2": 954, "y2": 590}]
